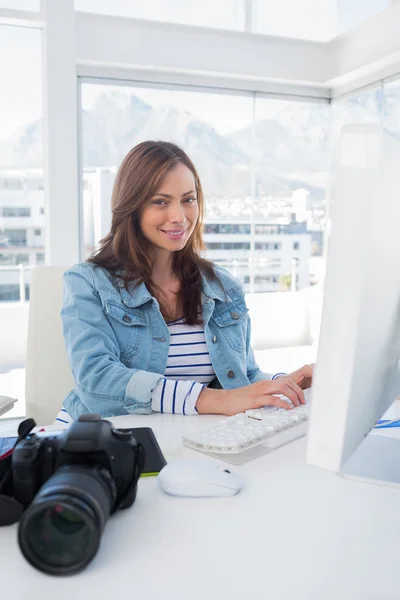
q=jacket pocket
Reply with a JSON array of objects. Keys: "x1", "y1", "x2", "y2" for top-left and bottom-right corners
[
  {"x1": 211, "y1": 301, "x2": 248, "y2": 352},
  {"x1": 105, "y1": 300, "x2": 146, "y2": 358}
]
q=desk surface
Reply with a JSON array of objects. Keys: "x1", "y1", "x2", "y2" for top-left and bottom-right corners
[{"x1": 2, "y1": 412, "x2": 400, "y2": 600}]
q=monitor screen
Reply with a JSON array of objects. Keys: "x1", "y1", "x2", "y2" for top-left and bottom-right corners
[{"x1": 306, "y1": 123, "x2": 400, "y2": 483}]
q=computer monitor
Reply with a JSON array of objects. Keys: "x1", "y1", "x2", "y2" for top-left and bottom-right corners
[{"x1": 306, "y1": 123, "x2": 400, "y2": 486}]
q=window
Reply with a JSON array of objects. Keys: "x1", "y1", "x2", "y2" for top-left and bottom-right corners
[
  {"x1": 204, "y1": 224, "x2": 251, "y2": 234},
  {"x1": 332, "y1": 86, "x2": 382, "y2": 150},
  {"x1": 36, "y1": 252, "x2": 45, "y2": 264},
  {"x1": 0, "y1": 178, "x2": 23, "y2": 190},
  {"x1": 255, "y1": 224, "x2": 281, "y2": 235},
  {"x1": 1, "y1": 207, "x2": 31, "y2": 217},
  {"x1": 81, "y1": 82, "x2": 253, "y2": 257},
  {"x1": 0, "y1": 284, "x2": 30, "y2": 303},
  {"x1": 0, "y1": 0, "x2": 40, "y2": 9},
  {"x1": 253, "y1": 0, "x2": 389, "y2": 40},
  {"x1": 253, "y1": 0, "x2": 337, "y2": 40},
  {"x1": 0, "y1": 253, "x2": 29, "y2": 265},
  {"x1": 0, "y1": 25, "x2": 43, "y2": 417},
  {"x1": 75, "y1": 0, "x2": 245, "y2": 31},
  {"x1": 337, "y1": 0, "x2": 390, "y2": 35},
  {"x1": 383, "y1": 77, "x2": 400, "y2": 134},
  {"x1": 255, "y1": 242, "x2": 282, "y2": 251},
  {"x1": 1, "y1": 229, "x2": 27, "y2": 246},
  {"x1": 34, "y1": 228, "x2": 41, "y2": 236},
  {"x1": 27, "y1": 178, "x2": 44, "y2": 191},
  {"x1": 293, "y1": 241, "x2": 300, "y2": 250},
  {"x1": 80, "y1": 83, "x2": 328, "y2": 299},
  {"x1": 206, "y1": 242, "x2": 250, "y2": 250},
  {"x1": 39, "y1": 207, "x2": 44, "y2": 215},
  {"x1": 15, "y1": 253, "x2": 29, "y2": 264},
  {"x1": 255, "y1": 97, "x2": 329, "y2": 291}
]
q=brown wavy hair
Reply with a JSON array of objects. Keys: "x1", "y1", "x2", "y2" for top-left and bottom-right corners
[{"x1": 88, "y1": 140, "x2": 222, "y2": 324}]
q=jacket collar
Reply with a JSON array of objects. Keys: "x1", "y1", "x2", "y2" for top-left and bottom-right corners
[
  {"x1": 201, "y1": 272, "x2": 226, "y2": 303},
  {"x1": 118, "y1": 271, "x2": 226, "y2": 308},
  {"x1": 118, "y1": 280, "x2": 152, "y2": 308}
]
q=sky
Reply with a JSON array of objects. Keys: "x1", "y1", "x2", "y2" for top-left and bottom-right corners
[{"x1": 82, "y1": 84, "x2": 255, "y2": 136}]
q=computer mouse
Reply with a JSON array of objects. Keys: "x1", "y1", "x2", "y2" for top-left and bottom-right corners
[{"x1": 158, "y1": 458, "x2": 244, "y2": 498}]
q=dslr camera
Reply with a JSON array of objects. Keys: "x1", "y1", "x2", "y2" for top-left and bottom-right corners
[{"x1": 4, "y1": 414, "x2": 144, "y2": 575}]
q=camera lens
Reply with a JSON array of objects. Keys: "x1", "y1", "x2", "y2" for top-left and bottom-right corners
[{"x1": 18, "y1": 466, "x2": 116, "y2": 575}]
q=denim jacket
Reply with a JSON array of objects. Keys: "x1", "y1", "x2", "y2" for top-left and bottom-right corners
[{"x1": 62, "y1": 262, "x2": 273, "y2": 419}]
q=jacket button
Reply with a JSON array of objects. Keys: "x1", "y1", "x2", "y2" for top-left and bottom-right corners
[
  {"x1": 230, "y1": 311, "x2": 240, "y2": 320},
  {"x1": 122, "y1": 314, "x2": 132, "y2": 323},
  {"x1": 212, "y1": 335, "x2": 217, "y2": 343},
  {"x1": 227, "y1": 370, "x2": 235, "y2": 378},
  {"x1": 159, "y1": 337, "x2": 166, "y2": 342}
]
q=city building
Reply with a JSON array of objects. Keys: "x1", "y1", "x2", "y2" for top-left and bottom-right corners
[{"x1": 0, "y1": 170, "x2": 45, "y2": 301}]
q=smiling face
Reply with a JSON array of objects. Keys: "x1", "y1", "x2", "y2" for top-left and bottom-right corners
[{"x1": 139, "y1": 163, "x2": 199, "y2": 257}]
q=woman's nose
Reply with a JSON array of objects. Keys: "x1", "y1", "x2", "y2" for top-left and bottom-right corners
[{"x1": 168, "y1": 203, "x2": 186, "y2": 223}]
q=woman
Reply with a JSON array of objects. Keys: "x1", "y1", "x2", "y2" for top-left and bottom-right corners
[{"x1": 56, "y1": 141, "x2": 313, "y2": 424}]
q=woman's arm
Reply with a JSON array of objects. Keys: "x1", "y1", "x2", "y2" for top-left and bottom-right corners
[
  {"x1": 151, "y1": 378, "x2": 204, "y2": 415},
  {"x1": 62, "y1": 265, "x2": 164, "y2": 415}
]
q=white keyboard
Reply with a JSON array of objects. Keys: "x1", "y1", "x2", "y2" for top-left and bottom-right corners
[{"x1": 182, "y1": 403, "x2": 310, "y2": 465}]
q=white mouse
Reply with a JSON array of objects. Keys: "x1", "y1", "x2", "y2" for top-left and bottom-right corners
[{"x1": 158, "y1": 458, "x2": 244, "y2": 498}]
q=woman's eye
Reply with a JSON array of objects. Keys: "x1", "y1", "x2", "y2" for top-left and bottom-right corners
[
  {"x1": 152, "y1": 199, "x2": 167, "y2": 205},
  {"x1": 184, "y1": 197, "x2": 196, "y2": 204}
]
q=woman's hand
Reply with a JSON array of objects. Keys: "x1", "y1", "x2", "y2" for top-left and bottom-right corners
[
  {"x1": 196, "y1": 377, "x2": 305, "y2": 416},
  {"x1": 286, "y1": 364, "x2": 314, "y2": 390}
]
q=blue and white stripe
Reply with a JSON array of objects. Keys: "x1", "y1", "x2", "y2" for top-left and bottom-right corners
[
  {"x1": 163, "y1": 317, "x2": 215, "y2": 384},
  {"x1": 55, "y1": 407, "x2": 73, "y2": 425},
  {"x1": 149, "y1": 317, "x2": 214, "y2": 415}
]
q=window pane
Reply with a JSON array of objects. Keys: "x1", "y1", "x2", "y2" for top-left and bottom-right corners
[
  {"x1": 81, "y1": 82, "x2": 253, "y2": 284},
  {"x1": 253, "y1": 0, "x2": 337, "y2": 40},
  {"x1": 331, "y1": 86, "x2": 381, "y2": 208},
  {"x1": 1, "y1": 207, "x2": 31, "y2": 217},
  {"x1": 254, "y1": 97, "x2": 329, "y2": 292},
  {"x1": 253, "y1": 0, "x2": 390, "y2": 40},
  {"x1": 338, "y1": 0, "x2": 389, "y2": 34},
  {"x1": 75, "y1": 0, "x2": 245, "y2": 31},
  {"x1": 0, "y1": 25, "x2": 43, "y2": 418},
  {"x1": 383, "y1": 77, "x2": 400, "y2": 134},
  {"x1": 332, "y1": 87, "x2": 382, "y2": 135},
  {"x1": 80, "y1": 82, "x2": 327, "y2": 372},
  {"x1": 0, "y1": 0, "x2": 40, "y2": 10}
]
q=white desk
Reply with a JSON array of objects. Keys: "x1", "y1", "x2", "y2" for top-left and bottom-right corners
[{"x1": 2, "y1": 412, "x2": 400, "y2": 600}]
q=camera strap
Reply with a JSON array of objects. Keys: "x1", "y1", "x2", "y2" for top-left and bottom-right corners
[{"x1": 0, "y1": 418, "x2": 36, "y2": 526}]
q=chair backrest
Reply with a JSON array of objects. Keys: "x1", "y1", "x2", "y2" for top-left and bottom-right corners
[
  {"x1": 25, "y1": 266, "x2": 74, "y2": 425},
  {"x1": 245, "y1": 290, "x2": 311, "y2": 350}
]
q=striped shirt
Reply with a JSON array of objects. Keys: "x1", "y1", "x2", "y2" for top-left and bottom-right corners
[{"x1": 55, "y1": 317, "x2": 215, "y2": 424}]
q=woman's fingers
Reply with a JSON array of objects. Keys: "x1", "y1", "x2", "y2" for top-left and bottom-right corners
[
  {"x1": 264, "y1": 395, "x2": 293, "y2": 410},
  {"x1": 281, "y1": 379, "x2": 306, "y2": 405},
  {"x1": 264, "y1": 378, "x2": 305, "y2": 406}
]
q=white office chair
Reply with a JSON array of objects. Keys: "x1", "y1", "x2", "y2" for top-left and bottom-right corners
[{"x1": 25, "y1": 266, "x2": 74, "y2": 425}]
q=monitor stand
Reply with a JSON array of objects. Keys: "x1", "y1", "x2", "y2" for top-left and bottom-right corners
[{"x1": 340, "y1": 433, "x2": 400, "y2": 488}]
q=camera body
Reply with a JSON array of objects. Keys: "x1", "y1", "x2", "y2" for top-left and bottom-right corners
[{"x1": 12, "y1": 414, "x2": 144, "y2": 511}]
